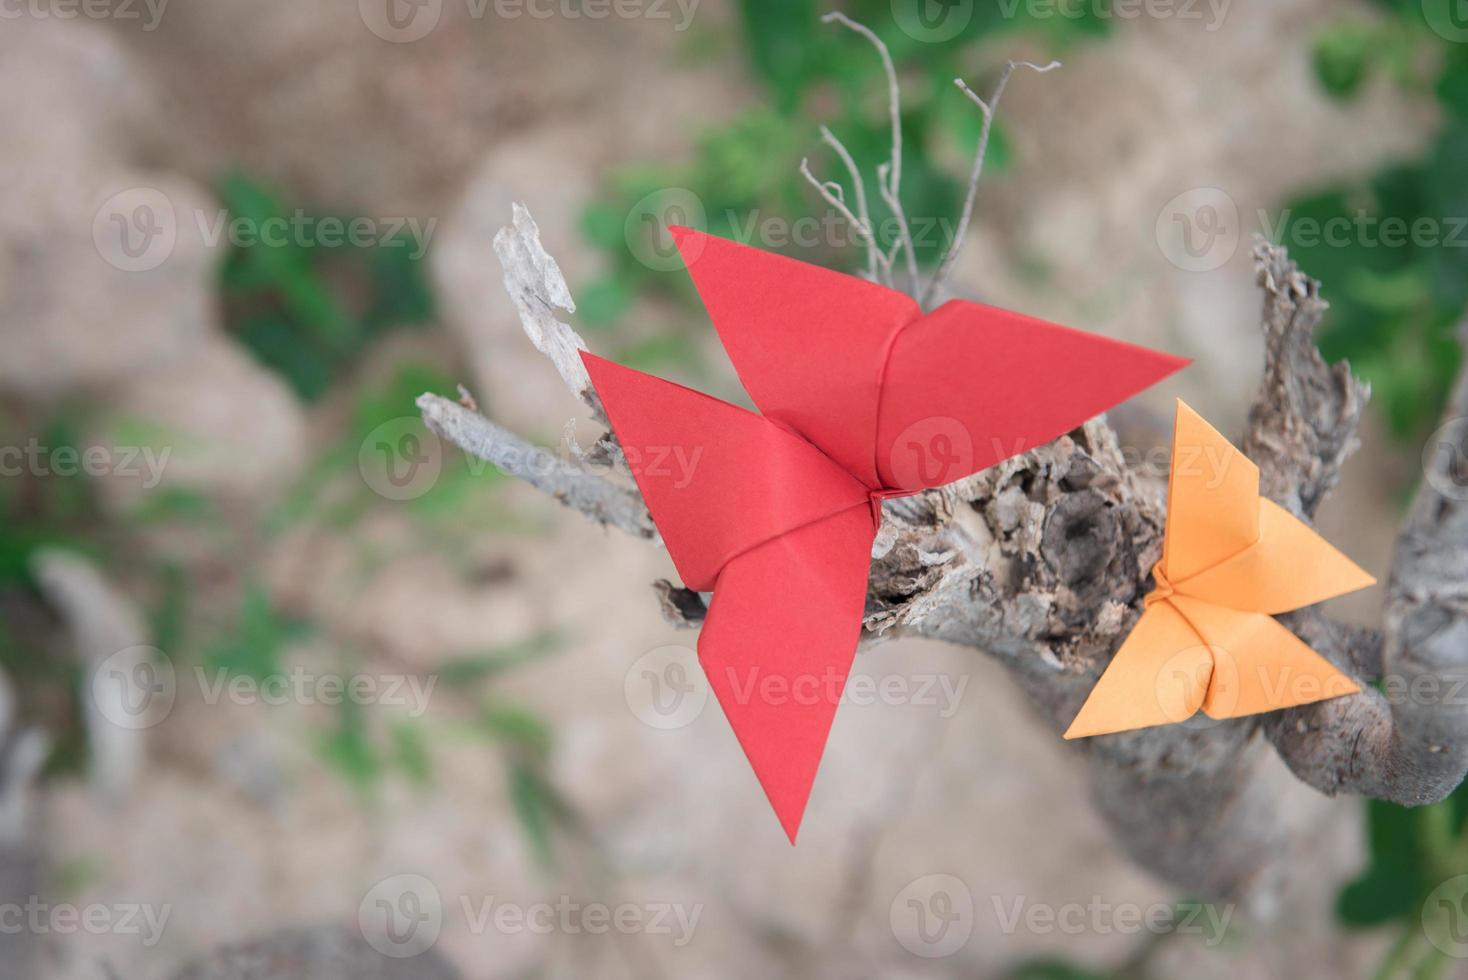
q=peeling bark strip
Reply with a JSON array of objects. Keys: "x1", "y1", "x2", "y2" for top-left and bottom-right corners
[{"x1": 421, "y1": 206, "x2": 1467, "y2": 899}]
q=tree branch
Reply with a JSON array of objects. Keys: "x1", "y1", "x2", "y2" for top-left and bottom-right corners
[
  {"x1": 1264, "y1": 312, "x2": 1468, "y2": 806},
  {"x1": 923, "y1": 60, "x2": 1061, "y2": 308},
  {"x1": 822, "y1": 11, "x2": 920, "y2": 293},
  {"x1": 417, "y1": 393, "x2": 655, "y2": 540},
  {"x1": 437, "y1": 197, "x2": 1463, "y2": 896}
]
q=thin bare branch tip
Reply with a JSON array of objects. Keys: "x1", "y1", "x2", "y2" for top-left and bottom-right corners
[
  {"x1": 923, "y1": 57, "x2": 1061, "y2": 307},
  {"x1": 821, "y1": 10, "x2": 918, "y2": 294}
]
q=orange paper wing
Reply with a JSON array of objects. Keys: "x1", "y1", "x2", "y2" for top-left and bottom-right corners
[
  {"x1": 1062, "y1": 602, "x2": 1214, "y2": 739},
  {"x1": 1170, "y1": 596, "x2": 1361, "y2": 718},
  {"x1": 1173, "y1": 499, "x2": 1376, "y2": 614},
  {"x1": 1159, "y1": 400, "x2": 1262, "y2": 582}
]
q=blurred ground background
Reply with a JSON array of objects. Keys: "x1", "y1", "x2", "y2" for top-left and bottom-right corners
[{"x1": 1, "y1": 0, "x2": 1466, "y2": 977}]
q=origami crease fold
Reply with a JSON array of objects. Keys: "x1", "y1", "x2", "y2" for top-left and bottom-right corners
[
  {"x1": 582, "y1": 227, "x2": 1187, "y2": 840},
  {"x1": 1064, "y1": 401, "x2": 1375, "y2": 740}
]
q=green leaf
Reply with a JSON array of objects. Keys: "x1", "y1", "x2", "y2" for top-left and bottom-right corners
[
  {"x1": 576, "y1": 275, "x2": 634, "y2": 327},
  {"x1": 393, "y1": 720, "x2": 434, "y2": 787},
  {"x1": 1336, "y1": 778, "x2": 1468, "y2": 927},
  {"x1": 478, "y1": 703, "x2": 553, "y2": 759},
  {"x1": 1312, "y1": 22, "x2": 1380, "y2": 100},
  {"x1": 202, "y1": 582, "x2": 306, "y2": 681},
  {"x1": 317, "y1": 695, "x2": 381, "y2": 791},
  {"x1": 1003, "y1": 959, "x2": 1109, "y2": 980},
  {"x1": 439, "y1": 633, "x2": 564, "y2": 687},
  {"x1": 738, "y1": 0, "x2": 818, "y2": 112},
  {"x1": 509, "y1": 762, "x2": 557, "y2": 868}
]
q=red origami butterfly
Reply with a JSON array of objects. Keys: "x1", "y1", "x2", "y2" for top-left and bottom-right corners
[{"x1": 581, "y1": 228, "x2": 1186, "y2": 841}]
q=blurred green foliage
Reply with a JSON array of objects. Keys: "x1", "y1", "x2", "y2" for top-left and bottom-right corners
[
  {"x1": 580, "y1": 0, "x2": 1107, "y2": 350},
  {"x1": 1292, "y1": 1, "x2": 1468, "y2": 437},
  {"x1": 1335, "y1": 779, "x2": 1468, "y2": 978},
  {"x1": 217, "y1": 172, "x2": 436, "y2": 401}
]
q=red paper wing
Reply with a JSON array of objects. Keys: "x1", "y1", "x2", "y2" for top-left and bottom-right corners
[
  {"x1": 699, "y1": 503, "x2": 877, "y2": 842},
  {"x1": 671, "y1": 227, "x2": 920, "y2": 487},
  {"x1": 582, "y1": 353, "x2": 870, "y2": 592},
  {"x1": 875, "y1": 300, "x2": 1189, "y2": 491}
]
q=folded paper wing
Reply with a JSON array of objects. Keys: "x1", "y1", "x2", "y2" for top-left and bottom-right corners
[
  {"x1": 670, "y1": 226, "x2": 918, "y2": 487},
  {"x1": 1064, "y1": 401, "x2": 1373, "y2": 740},
  {"x1": 582, "y1": 352, "x2": 876, "y2": 840},
  {"x1": 590, "y1": 232, "x2": 1193, "y2": 833},
  {"x1": 699, "y1": 505, "x2": 876, "y2": 841},
  {"x1": 874, "y1": 301, "x2": 1192, "y2": 491},
  {"x1": 1061, "y1": 601, "x2": 1214, "y2": 739},
  {"x1": 671, "y1": 229, "x2": 1190, "y2": 493},
  {"x1": 581, "y1": 354, "x2": 870, "y2": 591}
]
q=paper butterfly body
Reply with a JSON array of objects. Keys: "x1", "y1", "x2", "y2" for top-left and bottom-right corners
[
  {"x1": 1064, "y1": 401, "x2": 1375, "y2": 740},
  {"x1": 581, "y1": 227, "x2": 1187, "y2": 841}
]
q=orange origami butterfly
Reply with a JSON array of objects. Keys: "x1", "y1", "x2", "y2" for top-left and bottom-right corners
[{"x1": 1064, "y1": 401, "x2": 1375, "y2": 739}]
